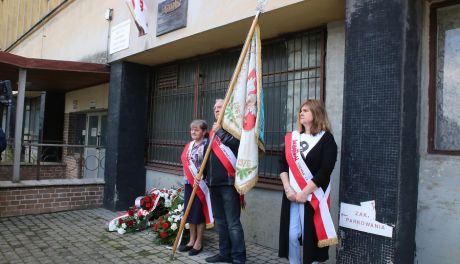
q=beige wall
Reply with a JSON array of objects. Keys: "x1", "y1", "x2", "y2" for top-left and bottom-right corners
[
  {"x1": 65, "y1": 84, "x2": 109, "y2": 113},
  {"x1": 10, "y1": 0, "x2": 344, "y2": 66},
  {"x1": 10, "y1": 0, "x2": 113, "y2": 63},
  {"x1": 0, "y1": 0, "x2": 66, "y2": 51}
]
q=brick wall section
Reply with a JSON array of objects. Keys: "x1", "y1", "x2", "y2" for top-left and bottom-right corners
[
  {"x1": 64, "y1": 155, "x2": 83, "y2": 179},
  {"x1": 0, "y1": 184, "x2": 104, "y2": 217},
  {"x1": 63, "y1": 113, "x2": 78, "y2": 153},
  {"x1": 0, "y1": 164, "x2": 66, "y2": 181}
]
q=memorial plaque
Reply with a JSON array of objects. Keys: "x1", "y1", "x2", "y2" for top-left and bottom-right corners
[{"x1": 156, "y1": 0, "x2": 188, "y2": 36}]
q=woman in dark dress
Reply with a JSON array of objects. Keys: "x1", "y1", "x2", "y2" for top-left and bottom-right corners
[
  {"x1": 278, "y1": 100, "x2": 338, "y2": 264},
  {"x1": 179, "y1": 119, "x2": 213, "y2": 256}
]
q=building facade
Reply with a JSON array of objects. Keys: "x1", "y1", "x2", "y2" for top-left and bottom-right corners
[{"x1": 1, "y1": 0, "x2": 459, "y2": 263}]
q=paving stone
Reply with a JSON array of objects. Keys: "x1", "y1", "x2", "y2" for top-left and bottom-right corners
[{"x1": 0, "y1": 208, "x2": 288, "y2": 264}]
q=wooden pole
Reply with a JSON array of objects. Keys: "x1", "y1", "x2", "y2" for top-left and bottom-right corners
[{"x1": 170, "y1": 11, "x2": 261, "y2": 260}]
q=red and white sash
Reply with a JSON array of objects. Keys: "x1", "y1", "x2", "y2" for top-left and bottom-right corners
[
  {"x1": 209, "y1": 131, "x2": 246, "y2": 207},
  {"x1": 209, "y1": 131, "x2": 237, "y2": 177},
  {"x1": 181, "y1": 141, "x2": 214, "y2": 228},
  {"x1": 285, "y1": 131, "x2": 338, "y2": 247}
]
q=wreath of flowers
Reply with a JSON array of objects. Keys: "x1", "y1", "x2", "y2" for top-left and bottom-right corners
[
  {"x1": 152, "y1": 203, "x2": 190, "y2": 245},
  {"x1": 107, "y1": 187, "x2": 182, "y2": 235}
]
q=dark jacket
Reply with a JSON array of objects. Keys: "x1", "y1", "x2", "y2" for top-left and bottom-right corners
[{"x1": 205, "y1": 128, "x2": 239, "y2": 187}]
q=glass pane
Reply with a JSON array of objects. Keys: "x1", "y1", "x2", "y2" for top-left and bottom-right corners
[
  {"x1": 435, "y1": 4, "x2": 460, "y2": 150},
  {"x1": 286, "y1": 31, "x2": 322, "y2": 132},
  {"x1": 87, "y1": 116, "x2": 98, "y2": 146},
  {"x1": 23, "y1": 100, "x2": 30, "y2": 141},
  {"x1": 100, "y1": 115, "x2": 107, "y2": 146}
]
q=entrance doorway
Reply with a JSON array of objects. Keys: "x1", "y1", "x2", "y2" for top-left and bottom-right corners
[{"x1": 84, "y1": 113, "x2": 107, "y2": 178}]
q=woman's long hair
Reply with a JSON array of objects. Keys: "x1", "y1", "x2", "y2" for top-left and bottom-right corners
[{"x1": 297, "y1": 99, "x2": 332, "y2": 135}]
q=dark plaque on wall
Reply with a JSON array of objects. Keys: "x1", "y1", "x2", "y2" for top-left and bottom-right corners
[{"x1": 156, "y1": 0, "x2": 188, "y2": 36}]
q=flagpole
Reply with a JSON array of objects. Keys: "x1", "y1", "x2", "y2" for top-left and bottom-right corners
[{"x1": 170, "y1": 11, "x2": 261, "y2": 260}]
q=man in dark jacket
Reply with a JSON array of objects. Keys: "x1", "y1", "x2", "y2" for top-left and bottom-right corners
[{"x1": 205, "y1": 99, "x2": 246, "y2": 264}]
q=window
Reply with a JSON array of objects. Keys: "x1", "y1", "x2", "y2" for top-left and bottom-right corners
[
  {"x1": 429, "y1": 0, "x2": 460, "y2": 154},
  {"x1": 23, "y1": 97, "x2": 40, "y2": 143},
  {"x1": 147, "y1": 28, "x2": 326, "y2": 183}
]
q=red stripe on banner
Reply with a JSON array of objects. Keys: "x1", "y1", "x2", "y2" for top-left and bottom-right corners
[
  {"x1": 210, "y1": 131, "x2": 236, "y2": 177},
  {"x1": 181, "y1": 143, "x2": 212, "y2": 225},
  {"x1": 131, "y1": 0, "x2": 135, "y2": 8}
]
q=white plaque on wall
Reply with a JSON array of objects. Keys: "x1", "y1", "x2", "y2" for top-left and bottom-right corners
[
  {"x1": 110, "y1": 19, "x2": 131, "y2": 54},
  {"x1": 89, "y1": 100, "x2": 96, "y2": 109},
  {"x1": 339, "y1": 201, "x2": 393, "y2": 238}
]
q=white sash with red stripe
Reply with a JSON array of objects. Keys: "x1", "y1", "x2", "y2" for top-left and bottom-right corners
[
  {"x1": 209, "y1": 131, "x2": 237, "y2": 177},
  {"x1": 181, "y1": 141, "x2": 214, "y2": 228},
  {"x1": 285, "y1": 131, "x2": 338, "y2": 247},
  {"x1": 209, "y1": 131, "x2": 247, "y2": 207}
]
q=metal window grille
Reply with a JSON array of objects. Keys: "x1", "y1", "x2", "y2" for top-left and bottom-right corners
[{"x1": 147, "y1": 28, "x2": 325, "y2": 182}]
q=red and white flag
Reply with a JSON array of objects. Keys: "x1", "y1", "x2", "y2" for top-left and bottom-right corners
[
  {"x1": 127, "y1": 0, "x2": 148, "y2": 36},
  {"x1": 222, "y1": 24, "x2": 265, "y2": 195}
]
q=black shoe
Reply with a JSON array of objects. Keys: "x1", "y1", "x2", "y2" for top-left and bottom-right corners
[
  {"x1": 205, "y1": 254, "x2": 232, "y2": 263},
  {"x1": 178, "y1": 244, "x2": 193, "y2": 252},
  {"x1": 188, "y1": 246, "x2": 203, "y2": 256}
]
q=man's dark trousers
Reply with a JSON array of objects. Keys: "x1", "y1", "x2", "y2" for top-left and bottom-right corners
[{"x1": 210, "y1": 185, "x2": 246, "y2": 263}]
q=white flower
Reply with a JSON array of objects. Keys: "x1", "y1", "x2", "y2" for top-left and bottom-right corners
[
  {"x1": 117, "y1": 228, "x2": 126, "y2": 235},
  {"x1": 177, "y1": 204, "x2": 184, "y2": 212},
  {"x1": 165, "y1": 200, "x2": 172, "y2": 208},
  {"x1": 121, "y1": 223, "x2": 127, "y2": 229},
  {"x1": 171, "y1": 223, "x2": 178, "y2": 231},
  {"x1": 168, "y1": 217, "x2": 173, "y2": 222},
  {"x1": 185, "y1": 223, "x2": 190, "y2": 229}
]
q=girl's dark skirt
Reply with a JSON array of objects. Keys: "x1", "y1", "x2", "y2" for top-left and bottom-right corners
[{"x1": 184, "y1": 184, "x2": 205, "y2": 224}]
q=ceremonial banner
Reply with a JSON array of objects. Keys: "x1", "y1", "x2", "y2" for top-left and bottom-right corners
[{"x1": 222, "y1": 25, "x2": 265, "y2": 194}]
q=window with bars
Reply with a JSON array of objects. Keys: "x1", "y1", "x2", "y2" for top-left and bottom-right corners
[
  {"x1": 147, "y1": 28, "x2": 325, "y2": 183},
  {"x1": 429, "y1": 1, "x2": 460, "y2": 154}
]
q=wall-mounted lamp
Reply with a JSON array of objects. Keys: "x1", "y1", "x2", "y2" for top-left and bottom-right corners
[{"x1": 105, "y1": 8, "x2": 113, "y2": 21}]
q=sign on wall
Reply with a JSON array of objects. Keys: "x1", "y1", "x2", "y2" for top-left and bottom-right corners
[
  {"x1": 339, "y1": 200, "x2": 394, "y2": 238},
  {"x1": 110, "y1": 19, "x2": 131, "y2": 54},
  {"x1": 156, "y1": 0, "x2": 188, "y2": 36}
]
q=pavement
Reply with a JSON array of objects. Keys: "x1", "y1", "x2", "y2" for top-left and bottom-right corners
[{"x1": 0, "y1": 208, "x2": 289, "y2": 264}]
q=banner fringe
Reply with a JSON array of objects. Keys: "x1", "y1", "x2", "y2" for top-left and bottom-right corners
[
  {"x1": 235, "y1": 176, "x2": 258, "y2": 195},
  {"x1": 317, "y1": 237, "x2": 338, "y2": 248}
]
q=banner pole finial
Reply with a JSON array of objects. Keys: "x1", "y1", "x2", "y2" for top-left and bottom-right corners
[{"x1": 256, "y1": 0, "x2": 267, "y2": 14}]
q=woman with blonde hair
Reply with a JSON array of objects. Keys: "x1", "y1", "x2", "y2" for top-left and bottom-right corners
[{"x1": 278, "y1": 100, "x2": 338, "y2": 264}]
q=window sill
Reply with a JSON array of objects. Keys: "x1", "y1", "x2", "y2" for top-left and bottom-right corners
[{"x1": 145, "y1": 163, "x2": 283, "y2": 191}]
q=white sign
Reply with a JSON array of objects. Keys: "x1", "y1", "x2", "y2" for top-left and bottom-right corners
[
  {"x1": 91, "y1": 128, "x2": 97, "y2": 137},
  {"x1": 110, "y1": 19, "x2": 131, "y2": 54},
  {"x1": 89, "y1": 100, "x2": 96, "y2": 109},
  {"x1": 339, "y1": 201, "x2": 393, "y2": 238}
]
